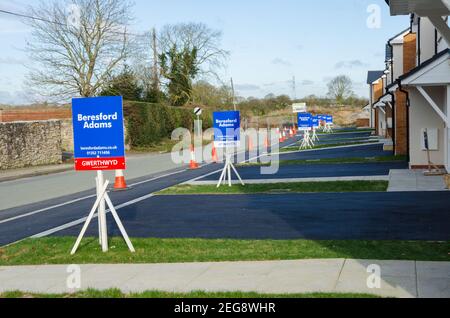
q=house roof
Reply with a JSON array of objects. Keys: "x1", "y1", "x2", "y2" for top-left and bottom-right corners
[
  {"x1": 374, "y1": 92, "x2": 393, "y2": 107},
  {"x1": 399, "y1": 48, "x2": 450, "y2": 81},
  {"x1": 388, "y1": 27, "x2": 411, "y2": 44},
  {"x1": 387, "y1": 48, "x2": 450, "y2": 90},
  {"x1": 387, "y1": 0, "x2": 450, "y2": 16},
  {"x1": 367, "y1": 71, "x2": 385, "y2": 84}
]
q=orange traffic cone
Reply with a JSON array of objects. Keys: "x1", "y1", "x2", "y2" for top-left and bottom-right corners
[
  {"x1": 278, "y1": 128, "x2": 283, "y2": 143},
  {"x1": 248, "y1": 136, "x2": 255, "y2": 152},
  {"x1": 264, "y1": 135, "x2": 270, "y2": 148},
  {"x1": 212, "y1": 145, "x2": 219, "y2": 163},
  {"x1": 114, "y1": 170, "x2": 128, "y2": 191},
  {"x1": 189, "y1": 145, "x2": 200, "y2": 169}
]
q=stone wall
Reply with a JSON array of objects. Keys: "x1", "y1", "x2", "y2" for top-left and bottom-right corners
[
  {"x1": 61, "y1": 120, "x2": 74, "y2": 152},
  {"x1": 0, "y1": 120, "x2": 62, "y2": 170}
]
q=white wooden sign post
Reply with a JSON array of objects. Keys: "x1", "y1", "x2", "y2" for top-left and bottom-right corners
[
  {"x1": 71, "y1": 96, "x2": 135, "y2": 255},
  {"x1": 213, "y1": 111, "x2": 244, "y2": 188},
  {"x1": 71, "y1": 171, "x2": 135, "y2": 255}
]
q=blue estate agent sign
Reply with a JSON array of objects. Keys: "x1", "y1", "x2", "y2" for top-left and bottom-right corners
[
  {"x1": 312, "y1": 116, "x2": 320, "y2": 128},
  {"x1": 297, "y1": 113, "x2": 312, "y2": 131},
  {"x1": 213, "y1": 111, "x2": 241, "y2": 148},
  {"x1": 326, "y1": 115, "x2": 334, "y2": 124},
  {"x1": 72, "y1": 96, "x2": 126, "y2": 171}
]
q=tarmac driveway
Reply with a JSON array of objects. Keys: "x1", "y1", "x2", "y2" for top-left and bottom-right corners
[{"x1": 54, "y1": 192, "x2": 450, "y2": 241}]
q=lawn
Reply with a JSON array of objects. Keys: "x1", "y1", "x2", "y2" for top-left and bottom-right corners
[
  {"x1": 157, "y1": 181, "x2": 389, "y2": 195},
  {"x1": 318, "y1": 129, "x2": 375, "y2": 135},
  {"x1": 0, "y1": 238, "x2": 448, "y2": 265},
  {"x1": 238, "y1": 156, "x2": 407, "y2": 167},
  {"x1": 281, "y1": 141, "x2": 378, "y2": 153},
  {"x1": 0, "y1": 289, "x2": 380, "y2": 299}
]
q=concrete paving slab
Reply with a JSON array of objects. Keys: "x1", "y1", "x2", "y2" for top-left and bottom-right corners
[
  {"x1": 0, "y1": 265, "x2": 75, "y2": 294},
  {"x1": 388, "y1": 170, "x2": 448, "y2": 192},
  {"x1": 183, "y1": 261, "x2": 278, "y2": 293},
  {"x1": 2, "y1": 259, "x2": 446, "y2": 298},
  {"x1": 255, "y1": 259, "x2": 344, "y2": 294},
  {"x1": 335, "y1": 260, "x2": 417, "y2": 298},
  {"x1": 416, "y1": 277, "x2": 450, "y2": 298},
  {"x1": 416, "y1": 262, "x2": 450, "y2": 298},
  {"x1": 416, "y1": 262, "x2": 450, "y2": 279},
  {"x1": 118, "y1": 263, "x2": 213, "y2": 294}
]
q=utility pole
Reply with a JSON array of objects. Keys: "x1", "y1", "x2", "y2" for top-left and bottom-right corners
[
  {"x1": 151, "y1": 28, "x2": 159, "y2": 92},
  {"x1": 292, "y1": 76, "x2": 297, "y2": 101},
  {"x1": 231, "y1": 77, "x2": 237, "y2": 111}
]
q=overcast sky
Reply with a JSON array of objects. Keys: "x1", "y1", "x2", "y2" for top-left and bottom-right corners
[{"x1": 0, "y1": 0, "x2": 409, "y2": 104}]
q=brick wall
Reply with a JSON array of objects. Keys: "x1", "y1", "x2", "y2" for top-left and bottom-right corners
[
  {"x1": 373, "y1": 81, "x2": 383, "y2": 101},
  {"x1": 395, "y1": 90, "x2": 408, "y2": 155},
  {"x1": 385, "y1": 104, "x2": 393, "y2": 139},
  {"x1": 373, "y1": 81, "x2": 383, "y2": 135},
  {"x1": 403, "y1": 33, "x2": 417, "y2": 73},
  {"x1": 0, "y1": 109, "x2": 71, "y2": 123},
  {"x1": 390, "y1": 32, "x2": 416, "y2": 156},
  {"x1": 356, "y1": 118, "x2": 370, "y2": 128}
]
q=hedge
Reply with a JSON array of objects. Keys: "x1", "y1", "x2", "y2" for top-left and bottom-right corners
[{"x1": 124, "y1": 101, "x2": 212, "y2": 148}]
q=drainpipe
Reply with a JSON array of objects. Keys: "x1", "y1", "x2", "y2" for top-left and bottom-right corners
[
  {"x1": 435, "y1": 28, "x2": 438, "y2": 55},
  {"x1": 418, "y1": 17, "x2": 422, "y2": 65},
  {"x1": 370, "y1": 85, "x2": 374, "y2": 128},
  {"x1": 399, "y1": 81, "x2": 411, "y2": 162},
  {"x1": 387, "y1": 41, "x2": 394, "y2": 85},
  {"x1": 388, "y1": 92, "x2": 396, "y2": 154}
]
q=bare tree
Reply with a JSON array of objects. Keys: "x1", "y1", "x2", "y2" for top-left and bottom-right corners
[
  {"x1": 25, "y1": 0, "x2": 134, "y2": 99},
  {"x1": 327, "y1": 75, "x2": 354, "y2": 104},
  {"x1": 157, "y1": 22, "x2": 229, "y2": 79}
]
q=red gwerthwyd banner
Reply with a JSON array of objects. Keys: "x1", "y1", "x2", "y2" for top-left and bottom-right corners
[{"x1": 75, "y1": 157, "x2": 126, "y2": 171}]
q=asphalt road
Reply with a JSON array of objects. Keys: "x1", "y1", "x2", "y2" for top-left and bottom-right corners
[
  {"x1": 1, "y1": 132, "x2": 432, "y2": 247},
  {"x1": 199, "y1": 162, "x2": 408, "y2": 181},
  {"x1": 0, "y1": 135, "x2": 305, "y2": 246},
  {"x1": 55, "y1": 192, "x2": 450, "y2": 241}
]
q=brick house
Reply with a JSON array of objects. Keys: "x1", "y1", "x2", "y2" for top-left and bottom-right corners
[{"x1": 368, "y1": 0, "x2": 450, "y2": 171}]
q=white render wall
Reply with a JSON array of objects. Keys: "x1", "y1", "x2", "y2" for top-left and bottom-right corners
[
  {"x1": 392, "y1": 43, "x2": 404, "y2": 80},
  {"x1": 408, "y1": 86, "x2": 446, "y2": 167},
  {"x1": 419, "y1": 18, "x2": 437, "y2": 62}
]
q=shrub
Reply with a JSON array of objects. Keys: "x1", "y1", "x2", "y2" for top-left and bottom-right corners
[{"x1": 124, "y1": 101, "x2": 212, "y2": 148}]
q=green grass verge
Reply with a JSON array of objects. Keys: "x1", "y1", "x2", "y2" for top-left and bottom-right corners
[
  {"x1": 238, "y1": 156, "x2": 407, "y2": 167},
  {"x1": 318, "y1": 129, "x2": 375, "y2": 135},
  {"x1": 0, "y1": 289, "x2": 380, "y2": 299},
  {"x1": 280, "y1": 141, "x2": 378, "y2": 153},
  {"x1": 157, "y1": 181, "x2": 389, "y2": 195},
  {"x1": 1, "y1": 238, "x2": 448, "y2": 265}
]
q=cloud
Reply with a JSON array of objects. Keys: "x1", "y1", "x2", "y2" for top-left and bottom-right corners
[
  {"x1": 335, "y1": 60, "x2": 369, "y2": 69},
  {"x1": 0, "y1": 90, "x2": 33, "y2": 105},
  {"x1": 300, "y1": 80, "x2": 314, "y2": 86},
  {"x1": 271, "y1": 58, "x2": 292, "y2": 67},
  {"x1": 295, "y1": 44, "x2": 303, "y2": 51},
  {"x1": 235, "y1": 84, "x2": 260, "y2": 91},
  {"x1": 0, "y1": 57, "x2": 26, "y2": 65}
]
